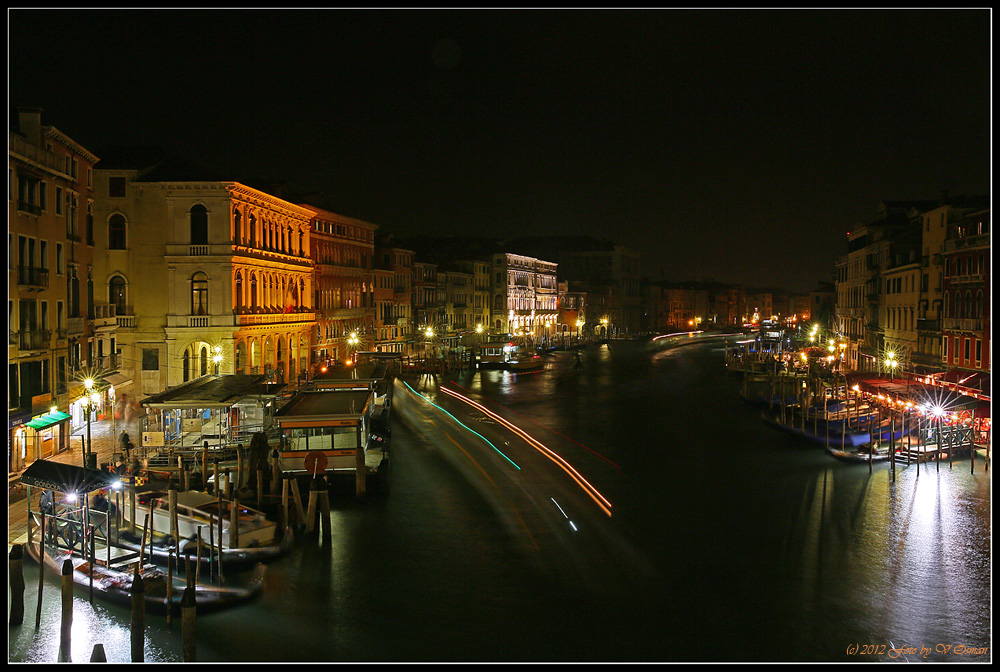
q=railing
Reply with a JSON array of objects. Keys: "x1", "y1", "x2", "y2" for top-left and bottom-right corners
[
  {"x1": 67, "y1": 317, "x2": 85, "y2": 335},
  {"x1": 916, "y1": 318, "x2": 940, "y2": 331},
  {"x1": 190, "y1": 245, "x2": 210, "y2": 256},
  {"x1": 116, "y1": 315, "x2": 136, "y2": 328},
  {"x1": 17, "y1": 266, "x2": 49, "y2": 287},
  {"x1": 18, "y1": 329, "x2": 51, "y2": 350},
  {"x1": 235, "y1": 311, "x2": 316, "y2": 326},
  {"x1": 189, "y1": 316, "x2": 210, "y2": 328},
  {"x1": 944, "y1": 234, "x2": 990, "y2": 252},
  {"x1": 56, "y1": 328, "x2": 68, "y2": 340},
  {"x1": 9, "y1": 132, "x2": 68, "y2": 174},
  {"x1": 947, "y1": 274, "x2": 985, "y2": 285},
  {"x1": 16, "y1": 200, "x2": 42, "y2": 216},
  {"x1": 94, "y1": 354, "x2": 119, "y2": 370},
  {"x1": 942, "y1": 318, "x2": 983, "y2": 332}
]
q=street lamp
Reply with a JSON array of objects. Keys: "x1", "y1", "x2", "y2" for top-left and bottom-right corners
[
  {"x1": 348, "y1": 331, "x2": 359, "y2": 364},
  {"x1": 83, "y1": 378, "x2": 95, "y2": 468},
  {"x1": 885, "y1": 351, "x2": 898, "y2": 383},
  {"x1": 213, "y1": 345, "x2": 223, "y2": 375}
]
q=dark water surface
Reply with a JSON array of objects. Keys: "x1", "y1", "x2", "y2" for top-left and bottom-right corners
[{"x1": 8, "y1": 339, "x2": 991, "y2": 662}]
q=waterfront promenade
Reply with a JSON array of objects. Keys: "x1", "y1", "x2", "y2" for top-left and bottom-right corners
[{"x1": 8, "y1": 415, "x2": 139, "y2": 549}]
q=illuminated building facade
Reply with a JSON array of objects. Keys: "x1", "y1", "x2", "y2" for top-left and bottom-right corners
[
  {"x1": 92, "y1": 155, "x2": 315, "y2": 395},
  {"x1": 9, "y1": 108, "x2": 102, "y2": 470},
  {"x1": 940, "y1": 208, "x2": 989, "y2": 373},
  {"x1": 490, "y1": 252, "x2": 558, "y2": 340},
  {"x1": 302, "y1": 205, "x2": 377, "y2": 367}
]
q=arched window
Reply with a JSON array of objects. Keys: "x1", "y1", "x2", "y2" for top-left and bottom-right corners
[
  {"x1": 943, "y1": 292, "x2": 950, "y2": 318},
  {"x1": 190, "y1": 204, "x2": 208, "y2": 245},
  {"x1": 109, "y1": 275, "x2": 127, "y2": 315},
  {"x1": 191, "y1": 272, "x2": 208, "y2": 315},
  {"x1": 200, "y1": 346, "x2": 208, "y2": 376},
  {"x1": 108, "y1": 214, "x2": 127, "y2": 249},
  {"x1": 235, "y1": 341, "x2": 244, "y2": 374},
  {"x1": 248, "y1": 214, "x2": 256, "y2": 246},
  {"x1": 235, "y1": 272, "x2": 244, "y2": 311},
  {"x1": 183, "y1": 350, "x2": 190, "y2": 382},
  {"x1": 250, "y1": 275, "x2": 258, "y2": 310},
  {"x1": 965, "y1": 291, "x2": 973, "y2": 320},
  {"x1": 975, "y1": 291, "x2": 983, "y2": 319},
  {"x1": 233, "y1": 209, "x2": 242, "y2": 243}
]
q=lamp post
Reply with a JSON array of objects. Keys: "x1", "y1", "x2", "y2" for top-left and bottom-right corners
[
  {"x1": 213, "y1": 345, "x2": 222, "y2": 375},
  {"x1": 348, "y1": 332, "x2": 359, "y2": 364},
  {"x1": 885, "y1": 351, "x2": 898, "y2": 383},
  {"x1": 83, "y1": 378, "x2": 95, "y2": 468}
]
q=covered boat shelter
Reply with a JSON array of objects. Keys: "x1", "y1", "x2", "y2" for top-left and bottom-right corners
[
  {"x1": 139, "y1": 374, "x2": 289, "y2": 456},
  {"x1": 272, "y1": 388, "x2": 386, "y2": 497}
]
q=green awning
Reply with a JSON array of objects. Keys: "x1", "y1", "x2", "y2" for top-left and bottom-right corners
[{"x1": 25, "y1": 410, "x2": 72, "y2": 430}]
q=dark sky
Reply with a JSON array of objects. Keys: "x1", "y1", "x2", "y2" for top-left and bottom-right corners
[{"x1": 9, "y1": 9, "x2": 991, "y2": 292}]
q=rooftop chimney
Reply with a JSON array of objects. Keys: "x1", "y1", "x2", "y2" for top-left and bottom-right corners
[{"x1": 16, "y1": 107, "x2": 44, "y2": 144}]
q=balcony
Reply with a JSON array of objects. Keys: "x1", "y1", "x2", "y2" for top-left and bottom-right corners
[
  {"x1": 93, "y1": 354, "x2": 118, "y2": 370},
  {"x1": 16, "y1": 200, "x2": 42, "y2": 216},
  {"x1": 944, "y1": 233, "x2": 989, "y2": 252},
  {"x1": 17, "y1": 329, "x2": 52, "y2": 350},
  {"x1": 9, "y1": 132, "x2": 69, "y2": 175},
  {"x1": 947, "y1": 274, "x2": 985, "y2": 286},
  {"x1": 916, "y1": 318, "x2": 940, "y2": 332},
  {"x1": 67, "y1": 317, "x2": 85, "y2": 335},
  {"x1": 116, "y1": 314, "x2": 136, "y2": 328},
  {"x1": 942, "y1": 318, "x2": 983, "y2": 333},
  {"x1": 17, "y1": 266, "x2": 49, "y2": 289},
  {"x1": 234, "y1": 311, "x2": 316, "y2": 327}
]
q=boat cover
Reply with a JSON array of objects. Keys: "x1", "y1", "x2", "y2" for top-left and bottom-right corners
[{"x1": 20, "y1": 459, "x2": 119, "y2": 494}]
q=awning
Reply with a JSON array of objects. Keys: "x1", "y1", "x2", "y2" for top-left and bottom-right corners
[
  {"x1": 21, "y1": 459, "x2": 118, "y2": 494},
  {"x1": 101, "y1": 372, "x2": 133, "y2": 387},
  {"x1": 25, "y1": 410, "x2": 72, "y2": 430}
]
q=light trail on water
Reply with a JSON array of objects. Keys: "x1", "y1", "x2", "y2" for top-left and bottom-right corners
[
  {"x1": 440, "y1": 386, "x2": 613, "y2": 517},
  {"x1": 447, "y1": 380, "x2": 622, "y2": 472}
]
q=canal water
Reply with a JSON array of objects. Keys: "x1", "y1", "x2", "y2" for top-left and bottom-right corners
[{"x1": 8, "y1": 338, "x2": 991, "y2": 662}]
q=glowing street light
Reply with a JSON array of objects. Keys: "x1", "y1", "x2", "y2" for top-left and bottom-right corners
[
  {"x1": 885, "y1": 351, "x2": 898, "y2": 382},
  {"x1": 213, "y1": 345, "x2": 223, "y2": 375},
  {"x1": 82, "y1": 378, "x2": 95, "y2": 468}
]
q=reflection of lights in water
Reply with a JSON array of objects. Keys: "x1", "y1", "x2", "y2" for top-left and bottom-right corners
[
  {"x1": 552, "y1": 497, "x2": 579, "y2": 532},
  {"x1": 442, "y1": 386, "x2": 612, "y2": 517},
  {"x1": 402, "y1": 381, "x2": 521, "y2": 470}
]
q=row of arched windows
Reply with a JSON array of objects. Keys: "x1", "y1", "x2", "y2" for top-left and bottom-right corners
[
  {"x1": 233, "y1": 207, "x2": 306, "y2": 256},
  {"x1": 944, "y1": 290, "x2": 985, "y2": 319},
  {"x1": 234, "y1": 270, "x2": 307, "y2": 312}
]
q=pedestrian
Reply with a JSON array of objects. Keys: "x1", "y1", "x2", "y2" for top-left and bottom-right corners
[{"x1": 40, "y1": 489, "x2": 55, "y2": 515}]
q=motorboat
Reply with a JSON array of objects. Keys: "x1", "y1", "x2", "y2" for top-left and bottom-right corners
[{"x1": 508, "y1": 353, "x2": 546, "y2": 372}]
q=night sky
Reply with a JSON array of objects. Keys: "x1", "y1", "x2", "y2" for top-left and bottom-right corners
[{"x1": 9, "y1": 9, "x2": 991, "y2": 293}]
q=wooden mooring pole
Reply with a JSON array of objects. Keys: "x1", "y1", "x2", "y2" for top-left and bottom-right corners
[
  {"x1": 36, "y1": 514, "x2": 45, "y2": 628},
  {"x1": 9, "y1": 545, "x2": 25, "y2": 627},
  {"x1": 130, "y1": 570, "x2": 145, "y2": 662},
  {"x1": 182, "y1": 586, "x2": 197, "y2": 662},
  {"x1": 59, "y1": 558, "x2": 73, "y2": 662}
]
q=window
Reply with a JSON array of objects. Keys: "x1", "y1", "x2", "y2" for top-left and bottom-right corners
[
  {"x1": 55, "y1": 186, "x2": 63, "y2": 214},
  {"x1": 191, "y1": 272, "x2": 208, "y2": 315},
  {"x1": 942, "y1": 336, "x2": 949, "y2": 362},
  {"x1": 964, "y1": 338, "x2": 970, "y2": 363},
  {"x1": 190, "y1": 204, "x2": 208, "y2": 244},
  {"x1": 108, "y1": 214, "x2": 127, "y2": 249},
  {"x1": 86, "y1": 204, "x2": 94, "y2": 245},
  {"x1": 975, "y1": 340, "x2": 982, "y2": 366},
  {"x1": 109, "y1": 275, "x2": 127, "y2": 315},
  {"x1": 108, "y1": 177, "x2": 126, "y2": 197},
  {"x1": 56, "y1": 243, "x2": 64, "y2": 275},
  {"x1": 142, "y1": 348, "x2": 159, "y2": 371}
]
